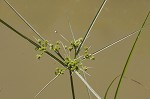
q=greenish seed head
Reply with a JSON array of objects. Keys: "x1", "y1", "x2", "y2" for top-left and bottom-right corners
[
  {"x1": 37, "y1": 39, "x2": 42, "y2": 44},
  {"x1": 55, "y1": 67, "x2": 65, "y2": 75},
  {"x1": 68, "y1": 46, "x2": 73, "y2": 51},
  {"x1": 36, "y1": 54, "x2": 42, "y2": 59}
]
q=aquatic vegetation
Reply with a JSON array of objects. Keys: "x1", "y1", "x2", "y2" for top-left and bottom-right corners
[{"x1": 1, "y1": 0, "x2": 150, "y2": 99}]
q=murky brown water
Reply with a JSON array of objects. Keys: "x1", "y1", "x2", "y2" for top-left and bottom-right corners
[{"x1": 0, "y1": 0, "x2": 150, "y2": 99}]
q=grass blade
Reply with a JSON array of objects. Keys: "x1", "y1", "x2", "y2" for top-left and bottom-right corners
[
  {"x1": 75, "y1": 71, "x2": 102, "y2": 99},
  {"x1": 114, "y1": 11, "x2": 150, "y2": 99},
  {"x1": 78, "y1": 27, "x2": 149, "y2": 61},
  {"x1": 104, "y1": 75, "x2": 120, "y2": 99},
  {"x1": 5, "y1": 0, "x2": 66, "y2": 60},
  {"x1": 0, "y1": 18, "x2": 65, "y2": 67},
  {"x1": 3, "y1": 0, "x2": 45, "y2": 40},
  {"x1": 69, "y1": 70, "x2": 76, "y2": 99},
  {"x1": 59, "y1": 33, "x2": 70, "y2": 43},
  {"x1": 76, "y1": 0, "x2": 108, "y2": 56},
  {"x1": 104, "y1": 75, "x2": 150, "y2": 99},
  {"x1": 4, "y1": 0, "x2": 66, "y2": 61},
  {"x1": 68, "y1": 18, "x2": 75, "y2": 41},
  {"x1": 35, "y1": 75, "x2": 59, "y2": 98},
  {"x1": 92, "y1": 29, "x2": 142, "y2": 56},
  {"x1": 78, "y1": 54, "x2": 92, "y2": 99},
  {"x1": 0, "y1": 18, "x2": 76, "y2": 99},
  {"x1": 60, "y1": 41, "x2": 68, "y2": 57},
  {"x1": 0, "y1": 18, "x2": 40, "y2": 47},
  {"x1": 82, "y1": 71, "x2": 92, "y2": 99}
]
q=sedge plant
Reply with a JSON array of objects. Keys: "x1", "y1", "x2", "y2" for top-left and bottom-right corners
[{"x1": 1, "y1": 0, "x2": 150, "y2": 99}]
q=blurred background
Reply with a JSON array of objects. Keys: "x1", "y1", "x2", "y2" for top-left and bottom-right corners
[{"x1": 0, "y1": 0, "x2": 150, "y2": 99}]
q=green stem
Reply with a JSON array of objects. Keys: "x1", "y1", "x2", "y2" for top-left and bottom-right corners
[
  {"x1": 3, "y1": 0, "x2": 45, "y2": 40},
  {"x1": 76, "y1": 0, "x2": 108, "y2": 56},
  {"x1": 104, "y1": 75, "x2": 120, "y2": 99},
  {"x1": 56, "y1": 51, "x2": 65, "y2": 61},
  {"x1": 69, "y1": 70, "x2": 76, "y2": 99},
  {"x1": 114, "y1": 11, "x2": 150, "y2": 99},
  {"x1": 3, "y1": 0, "x2": 65, "y2": 62},
  {"x1": 0, "y1": 18, "x2": 65, "y2": 67},
  {"x1": 82, "y1": 72, "x2": 92, "y2": 99}
]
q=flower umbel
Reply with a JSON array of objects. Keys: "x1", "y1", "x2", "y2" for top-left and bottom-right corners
[{"x1": 35, "y1": 37, "x2": 95, "y2": 73}]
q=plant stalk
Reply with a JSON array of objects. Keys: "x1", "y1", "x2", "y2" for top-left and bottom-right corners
[
  {"x1": 69, "y1": 70, "x2": 76, "y2": 99},
  {"x1": 76, "y1": 0, "x2": 108, "y2": 56},
  {"x1": 114, "y1": 11, "x2": 150, "y2": 99},
  {"x1": 0, "y1": 18, "x2": 66, "y2": 67}
]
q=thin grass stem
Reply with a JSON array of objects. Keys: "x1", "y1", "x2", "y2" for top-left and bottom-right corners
[
  {"x1": 80, "y1": 68, "x2": 91, "y2": 76},
  {"x1": 78, "y1": 54, "x2": 92, "y2": 99},
  {"x1": 82, "y1": 71, "x2": 92, "y2": 99},
  {"x1": 104, "y1": 74, "x2": 150, "y2": 99},
  {"x1": 126, "y1": 77, "x2": 150, "y2": 90},
  {"x1": 0, "y1": 18, "x2": 66, "y2": 67},
  {"x1": 1, "y1": 17, "x2": 96, "y2": 99},
  {"x1": 3, "y1": 0, "x2": 66, "y2": 61},
  {"x1": 77, "y1": 29, "x2": 144, "y2": 60},
  {"x1": 104, "y1": 75, "x2": 120, "y2": 99},
  {"x1": 35, "y1": 75, "x2": 59, "y2": 98},
  {"x1": 76, "y1": 0, "x2": 108, "y2": 56},
  {"x1": 76, "y1": 46, "x2": 91, "y2": 60},
  {"x1": 92, "y1": 29, "x2": 142, "y2": 56},
  {"x1": 0, "y1": 18, "x2": 40, "y2": 48},
  {"x1": 56, "y1": 32, "x2": 70, "y2": 43},
  {"x1": 114, "y1": 11, "x2": 150, "y2": 99},
  {"x1": 60, "y1": 41, "x2": 68, "y2": 57},
  {"x1": 69, "y1": 70, "x2": 76, "y2": 99},
  {"x1": 60, "y1": 34, "x2": 70, "y2": 43},
  {"x1": 3, "y1": 0, "x2": 45, "y2": 40},
  {"x1": 75, "y1": 71, "x2": 102, "y2": 99},
  {"x1": 67, "y1": 17, "x2": 75, "y2": 41}
]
